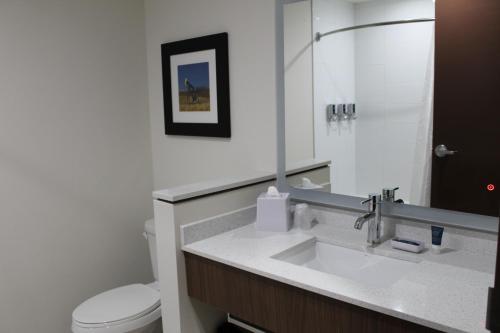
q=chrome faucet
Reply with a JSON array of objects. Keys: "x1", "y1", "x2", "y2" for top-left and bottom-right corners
[{"x1": 354, "y1": 194, "x2": 382, "y2": 245}]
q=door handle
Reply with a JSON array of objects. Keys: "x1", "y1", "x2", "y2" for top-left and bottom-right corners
[{"x1": 434, "y1": 144, "x2": 458, "y2": 158}]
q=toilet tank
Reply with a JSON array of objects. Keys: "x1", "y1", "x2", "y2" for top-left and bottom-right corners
[{"x1": 144, "y1": 219, "x2": 158, "y2": 281}]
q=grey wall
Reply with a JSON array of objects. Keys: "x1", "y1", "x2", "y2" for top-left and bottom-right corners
[
  {"x1": 284, "y1": 0, "x2": 315, "y2": 166},
  {"x1": 0, "y1": 1, "x2": 154, "y2": 332},
  {"x1": 145, "y1": 0, "x2": 278, "y2": 190}
]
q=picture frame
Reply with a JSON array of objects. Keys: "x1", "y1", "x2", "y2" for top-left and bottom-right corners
[{"x1": 161, "y1": 33, "x2": 231, "y2": 138}]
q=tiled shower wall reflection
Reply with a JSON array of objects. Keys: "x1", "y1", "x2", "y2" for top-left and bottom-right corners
[{"x1": 313, "y1": 0, "x2": 435, "y2": 205}]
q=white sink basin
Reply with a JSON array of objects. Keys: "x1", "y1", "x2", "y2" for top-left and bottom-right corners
[{"x1": 272, "y1": 239, "x2": 419, "y2": 288}]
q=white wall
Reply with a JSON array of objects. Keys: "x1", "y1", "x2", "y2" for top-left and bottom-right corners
[
  {"x1": 145, "y1": 0, "x2": 278, "y2": 190},
  {"x1": 284, "y1": 1, "x2": 315, "y2": 166},
  {"x1": 313, "y1": 0, "x2": 357, "y2": 195},
  {"x1": 0, "y1": 1, "x2": 154, "y2": 332}
]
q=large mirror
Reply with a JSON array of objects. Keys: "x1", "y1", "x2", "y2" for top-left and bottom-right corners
[{"x1": 283, "y1": 0, "x2": 499, "y2": 217}]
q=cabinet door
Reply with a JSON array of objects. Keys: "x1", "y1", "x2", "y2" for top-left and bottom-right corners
[{"x1": 185, "y1": 252, "x2": 441, "y2": 333}]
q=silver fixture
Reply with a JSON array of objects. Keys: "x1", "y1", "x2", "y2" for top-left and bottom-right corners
[
  {"x1": 346, "y1": 103, "x2": 356, "y2": 119},
  {"x1": 228, "y1": 314, "x2": 266, "y2": 333},
  {"x1": 326, "y1": 104, "x2": 339, "y2": 122},
  {"x1": 382, "y1": 187, "x2": 404, "y2": 203},
  {"x1": 315, "y1": 18, "x2": 436, "y2": 41},
  {"x1": 327, "y1": 103, "x2": 356, "y2": 122},
  {"x1": 336, "y1": 104, "x2": 346, "y2": 120},
  {"x1": 341, "y1": 104, "x2": 349, "y2": 120},
  {"x1": 434, "y1": 144, "x2": 458, "y2": 158},
  {"x1": 382, "y1": 187, "x2": 399, "y2": 202},
  {"x1": 354, "y1": 194, "x2": 382, "y2": 245}
]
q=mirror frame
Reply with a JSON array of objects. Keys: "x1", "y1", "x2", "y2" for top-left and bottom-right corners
[{"x1": 274, "y1": 0, "x2": 498, "y2": 233}]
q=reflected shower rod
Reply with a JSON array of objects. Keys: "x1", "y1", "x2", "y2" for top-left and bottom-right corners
[{"x1": 315, "y1": 18, "x2": 435, "y2": 41}]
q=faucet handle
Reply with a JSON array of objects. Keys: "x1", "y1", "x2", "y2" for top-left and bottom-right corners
[
  {"x1": 361, "y1": 198, "x2": 372, "y2": 205},
  {"x1": 361, "y1": 193, "x2": 378, "y2": 204},
  {"x1": 361, "y1": 194, "x2": 379, "y2": 211},
  {"x1": 382, "y1": 187, "x2": 399, "y2": 202}
]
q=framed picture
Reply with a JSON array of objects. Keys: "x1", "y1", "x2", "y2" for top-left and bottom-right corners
[{"x1": 161, "y1": 33, "x2": 230, "y2": 138}]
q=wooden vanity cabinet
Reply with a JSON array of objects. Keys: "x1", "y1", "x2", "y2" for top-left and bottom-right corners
[{"x1": 184, "y1": 253, "x2": 441, "y2": 333}]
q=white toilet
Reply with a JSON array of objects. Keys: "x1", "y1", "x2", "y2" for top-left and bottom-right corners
[{"x1": 72, "y1": 220, "x2": 162, "y2": 333}]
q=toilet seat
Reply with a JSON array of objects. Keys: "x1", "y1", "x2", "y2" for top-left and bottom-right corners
[{"x1": 72, "y1": 284, "x2": 161, "y2": 332}]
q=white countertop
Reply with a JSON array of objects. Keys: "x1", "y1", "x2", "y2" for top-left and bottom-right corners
[
  {"x1": 153, "y1": 159, "x2": 330, "y2": 202},
  {"x1": 182, "y1": 222, "x2": 495, "y2": 333}
]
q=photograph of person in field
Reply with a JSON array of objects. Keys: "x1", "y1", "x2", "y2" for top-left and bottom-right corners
[{"x1": 177, "y1": 62, "x2": 211, "y2": 112}]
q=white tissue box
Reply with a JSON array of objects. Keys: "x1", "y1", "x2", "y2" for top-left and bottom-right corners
[{"x1": 256, "y1": 192, "x2": 291, "y2": 232}]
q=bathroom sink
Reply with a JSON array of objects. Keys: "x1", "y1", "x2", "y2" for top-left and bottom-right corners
[{"x1": 272, "y1": 240, "x2": 418, "y2": 288}]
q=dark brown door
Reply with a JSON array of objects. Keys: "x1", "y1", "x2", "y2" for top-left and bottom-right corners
[{"x1": 432, "y1": 0, "x2": 500, "y2": 216}]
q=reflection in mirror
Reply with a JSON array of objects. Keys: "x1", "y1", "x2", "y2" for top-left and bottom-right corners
[{"x1": 285, "y1": 0, "x2": 436, "y2": 205}]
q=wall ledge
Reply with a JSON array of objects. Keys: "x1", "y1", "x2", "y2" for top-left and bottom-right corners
[{"x1": 153, "y1": 159, "x2": 330, "y2": 203}]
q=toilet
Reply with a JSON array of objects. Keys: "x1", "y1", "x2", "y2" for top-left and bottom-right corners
[{"x1": 72, "y1": 220, "x2": 162, "y2": 333}]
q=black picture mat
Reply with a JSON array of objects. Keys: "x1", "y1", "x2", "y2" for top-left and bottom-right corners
[{"x1": 161, "y1": 33, "x2": 231, "y2": 138}]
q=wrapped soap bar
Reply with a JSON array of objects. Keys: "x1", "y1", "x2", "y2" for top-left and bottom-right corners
[{"x1": 256, "y1": 186, "x2": 291, "y2": 232}]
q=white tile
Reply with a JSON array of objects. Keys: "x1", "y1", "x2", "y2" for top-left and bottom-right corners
[
  {"x1": 356, "y1": 64, "x2": 385, "y2": 104},
  {"x1": 384, "y1": 0, "x2": 435, "y2": 21},
  {"x1": 386, "y1": 82, "x2": 426, "y2": 104}
]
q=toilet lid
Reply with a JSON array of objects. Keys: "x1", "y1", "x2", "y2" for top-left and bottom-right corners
[{"x1": 73, "y1": 284, "x2": 160, "y2": 325}]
